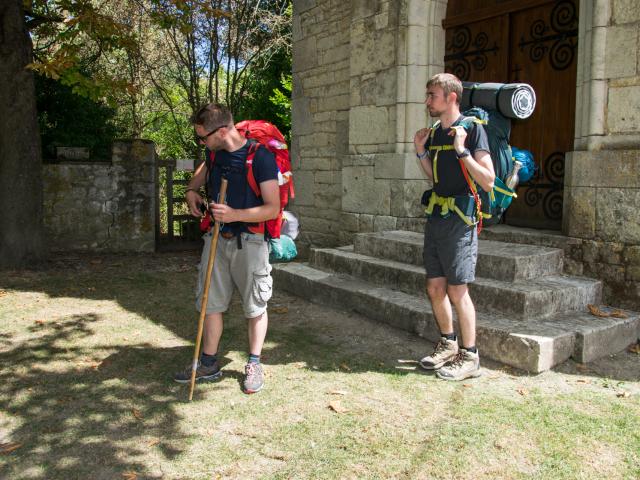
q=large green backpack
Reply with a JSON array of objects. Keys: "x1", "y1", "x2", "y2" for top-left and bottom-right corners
[{"x1": 459, "y1": 107, "x2": 516, "y2": 226}]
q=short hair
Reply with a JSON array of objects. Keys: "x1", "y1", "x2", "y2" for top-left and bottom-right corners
[
  {"x1": 427, "y1": 73, "x2": 463, "y2": 104},
  {"x1": 191, "y1": 103, "x2": 233, "y2": 130}
]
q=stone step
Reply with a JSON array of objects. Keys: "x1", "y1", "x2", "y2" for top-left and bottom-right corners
[
  {"x1": 273, "y1": 262, "x2": 640, "y2": 372},
  {"x1": 311, "y1": 247, "x2": 602, "y2": 319},
  {"x1": 353, "y1": 230, "x2": 564, "y2": 282},
  {"x1": 478, "y1": 224, "x2": 574, "y2": 250}
]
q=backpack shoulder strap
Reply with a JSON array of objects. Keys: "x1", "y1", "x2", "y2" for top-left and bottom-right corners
[
  {"x1": 245, "y1": 141, "x2": 261, "y2": 197},
  {"x1": 458, "y1": 158, "x2": 483, "y2": 235}
]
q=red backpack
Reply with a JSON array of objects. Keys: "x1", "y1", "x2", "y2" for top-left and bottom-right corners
[{"x1": 202, "y1": 120, "x2": 294, "y2": 239}]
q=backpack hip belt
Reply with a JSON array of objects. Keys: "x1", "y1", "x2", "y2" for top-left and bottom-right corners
[{"x1": 424, "y1": 191, "x2": 478, "y2": 227}]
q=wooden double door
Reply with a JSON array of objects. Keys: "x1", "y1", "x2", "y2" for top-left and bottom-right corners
[{"x1": 444, "y1": 0, "x2": 579, "y2": 230}]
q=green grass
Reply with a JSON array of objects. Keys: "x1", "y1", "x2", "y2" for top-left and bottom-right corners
[{"x1": 1, "y1": 253, "x2": 639, "y2": 479}]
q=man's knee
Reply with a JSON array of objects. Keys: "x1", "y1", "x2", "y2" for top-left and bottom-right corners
[
  {"x1": 446, "y1": 283, "x2": 469, "y2": 305},
  {"x1": 426, "y1": 280, "x2": 447, "y2": 301}
]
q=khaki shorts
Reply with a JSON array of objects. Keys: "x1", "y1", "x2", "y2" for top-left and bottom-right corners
[{"x1": 195, "y1": 232, "x2": 273, "y2": 318}]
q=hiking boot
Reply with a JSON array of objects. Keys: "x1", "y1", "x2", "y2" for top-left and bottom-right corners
[
  {"x1": 436, "y1": 349, "x2": 481, "y2": 381},
  {"x1": 419, "y1": 337, "x2": 459, "y2": 370},
  {"x1": 173, "y1": 360, "x2": 222, "y2": 384},
  {"x1": 242, "y1": 362, "x2": 264, "y2": 394}
]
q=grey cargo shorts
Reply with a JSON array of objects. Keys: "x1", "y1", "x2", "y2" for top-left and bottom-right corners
[{"x1": 423, "y1": 215, "x2": 478, "y2": 285}]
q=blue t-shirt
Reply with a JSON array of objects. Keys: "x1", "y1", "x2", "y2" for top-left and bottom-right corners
[{"x1": 206, "y1": 140, "x2": 278, "y2": 233}]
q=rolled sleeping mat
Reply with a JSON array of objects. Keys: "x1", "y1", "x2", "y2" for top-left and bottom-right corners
[{"x1": 461, "y1": 82, "x2": 536, "y2": 120}]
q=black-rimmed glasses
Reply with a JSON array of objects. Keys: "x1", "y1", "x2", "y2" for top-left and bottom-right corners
[{"x1": 196, "y1": 124, "x2": 227, "y2": 142}]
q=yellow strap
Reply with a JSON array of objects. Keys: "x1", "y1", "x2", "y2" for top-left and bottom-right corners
[
  {"x1": 433, "y1": 150, "x2": 439, "y2": 183},
  {"x1": 428, "y1": 145, "x2": 455, "y2": 151},
  {"x1": 424, "y1": 192, "x2": 478, "y2": 226},
  {"x1": 428, "y1": 145, "x2": 454, "y2": 185},
  {"x1": 495, "y1": 185, "x2": 516, "y2": 198}
]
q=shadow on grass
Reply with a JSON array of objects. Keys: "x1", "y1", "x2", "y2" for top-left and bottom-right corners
[
  {"x1": 2, "y1": 251, "x2": 639, "y2": 388},
  {"x1": 0, "y1": 313, "x2": 192, "y2": 479}
]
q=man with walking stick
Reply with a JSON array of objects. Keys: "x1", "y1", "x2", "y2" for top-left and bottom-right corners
[{"x1": 173, "y1": 103, "x2": 280, "y2": 395}]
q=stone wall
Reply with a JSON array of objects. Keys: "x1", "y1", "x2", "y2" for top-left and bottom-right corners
[
  {"x1": 43, "y1": 140, "x2": 156, "y2": 252},
  {"x1": 292, "y1": 0, "x2": 441, "y2": 251},
  {"x1": 563, "y1": 0, "x2": 640, "y2": 309},
  {"x1": 293, "y1": 0, "x2": 639, "y2": 309},
  {"x1": 292, "y1": 0, "x2": 351, "y2": 253}
]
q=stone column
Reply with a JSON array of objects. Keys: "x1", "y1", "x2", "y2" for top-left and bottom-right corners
[{"x1": 563, "y1": 0, "x2": 640, "y2": 308}]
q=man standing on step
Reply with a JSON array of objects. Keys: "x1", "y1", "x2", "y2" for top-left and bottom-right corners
[
  {"x1": 413, "y1": 73, "x2": 495, "y2": 381},
  {"x1": 172, "y1": 103, "x2": 280, "y2": 394}
]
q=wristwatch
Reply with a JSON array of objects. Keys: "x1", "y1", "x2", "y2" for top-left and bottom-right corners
[{"x1": 456, "y1": 148, "x2": 471, "y2": 159}]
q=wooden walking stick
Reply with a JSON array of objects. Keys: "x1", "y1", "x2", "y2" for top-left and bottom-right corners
[{"x1": 189, "y1": 178, "x2": 228, "y2": 401}]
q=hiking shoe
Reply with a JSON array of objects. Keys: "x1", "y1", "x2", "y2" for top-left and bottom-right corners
[
  {"x1": 419, "y1": 337, "x2": 459, "y2": 370},
  {"x1": 173, "y1": 360, "x2": 222, "y2": 384},
  {"x1": 436, "y1": 349, "x2": 481, "y2": 381},
  {"x1": 242, "y1": 362, "x2": 264, "y2": 394}
]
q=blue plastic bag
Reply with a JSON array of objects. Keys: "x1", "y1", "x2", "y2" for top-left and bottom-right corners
[
  {"x1": 269, "y1": 234, "x2": 297, "y2": 262},
  {"x1": 511, "y1": 146, "x2": 537, "y2": 183}
]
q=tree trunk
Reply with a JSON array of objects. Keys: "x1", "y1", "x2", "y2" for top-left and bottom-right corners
[{"x1": 0, "y1": 0, "x2": 45, "y2": 268}]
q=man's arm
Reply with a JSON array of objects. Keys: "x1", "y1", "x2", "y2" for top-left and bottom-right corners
[
  {"x1": 462, "y1": 150, "x2": 495, "y2": 193},
  {"x1": 185, "y1": 161, "x2": 207, "y2": 217},
  {"x1": 452, "y1": 125, "x2": 495, "y2": 192},
  {"x1": 414, "y1": 128, "x2": 433, "y2": 180},
  {"x1": 209, "y1": 179, "x2": 279, "y2": 224}
]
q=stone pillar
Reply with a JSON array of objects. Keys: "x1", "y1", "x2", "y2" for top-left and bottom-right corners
[
  {"x1": 110, "y1": 140, "x2": 157, "y2": 251},
  {"x1": 292, "y1": 0, "x2": 450, "y2": 249},
  {"x1": 292, "y1": 0, "x2": 351, "y2": 252},
  {"x1": 563, "y1": 0, "x2": 640, "y2": 308}
]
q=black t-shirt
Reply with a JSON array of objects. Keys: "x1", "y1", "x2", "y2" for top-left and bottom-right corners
[
  {"x1": 206, "y1": 140, "x2": 278, "y2": 233},
  {"x1": 424, "y1": 115, "x2": 490, "y2": 197}
]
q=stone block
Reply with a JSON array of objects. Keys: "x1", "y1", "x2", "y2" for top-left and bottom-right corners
[
  {"x1": 608, "y1": 85, "x2": 640, "y2": 133},
  {"x1": 320, "y1": 43, "x2": 350, "y2": 65},
  {"x1": 341, "y1": 212, "x2": 360, "y2": 232},
  {"x1": 566, "y1": 150, "x2": 640, "y2": 188},
  {"x1": 376, "y1": 69, "x2": 397, "y2": 106},
  {"x1": 613, "y1": 0, "x2": 640, "y2": 24},
  {"x1": 605, "y1": 25, "x2": 638, "y2": 78},
  {"x1": 595, "y1": 188, "x2": 640, "y2": 243},
  {"x1": 336, "y1": 119, "x2": 349, "y2": 155},
  {"x1": 405, "y1": 102, "x2": 429, "y2": 133},
  {"x1": 592, "y1": 0, "x2": 611, "y2": 27},
  {"x1": 624, "y1": 245, "x2": 640, "y2": 265},
  {"x1": 397, "y1": 217, "x2": 425, "y2": 232},
  {"x1": 293, "y1": 36, "x2": 317, "y2": 72},
  {"x1": 405, "y1": 25, "x2": 428, "y2": 65},
  {"x1": 390, "y1": 179, "x2": 425, "y2": 217},
  {"x1": 562, "y1": 186, "x2": 596, "y2": 239},
  {"x1": 359, "y1": 214, "x2": 374, "y2": 232},
  {"x1": 574, "y1": 311, "x2": 640, "y2": 363},
  {"x1": 293, "y1": 170, "x2": 315, "y2": 206},
  {"x1": 627, "y1": 266, "x2": 640, "y2": 281},
  {"x1": 314, "y1": 170, "x2": 338, "y2": 184},
  {"x1": 405, "y1": 67, "x2": 428, "y2": 103},
  {"x1": 350, "y1": 28, "x2": 396, "y2": 76},
  {"x1": 342, "y1": 165, "x2": 391, "y2": 214},
  {"x1": 292, "y1": 98, "x2": 313, "y2": 136},
  {"x1": 352, "y1": 0, "x2": 379, "y2": 20},
  {"x1": 374, "y1": 215, "x2": 397, "y2": 231},
  {"x1": 357, "y1": 74, "x2": 378, "y2": 106},
  {"x1": 349, "y1": 106, "x2": 389, "y2": 145},
  {"x1": 385, "y1": 152, "x2": 428, "y2": 180}
]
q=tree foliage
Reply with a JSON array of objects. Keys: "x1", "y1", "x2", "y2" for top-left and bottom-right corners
[
  {"x1": 25, "y1": 0, "x2": 138, "y2": 102},
  {"x1": 142, "y1": 0, "x2": 291, "y2": 156}
]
